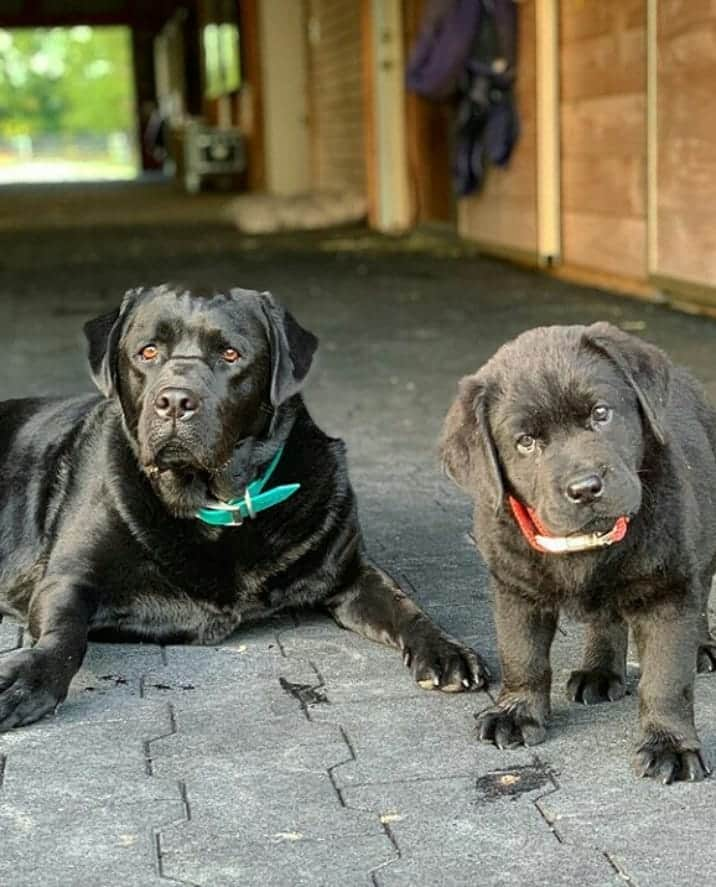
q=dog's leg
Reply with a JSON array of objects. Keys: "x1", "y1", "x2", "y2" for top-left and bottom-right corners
[
  {"x1": 326, "y1": 561, "x2": 489, "y2": 692},
  {"x1": 0, "y1": 576, "x2": 94, "y2": 730},
  {"x1": 566, "y1": 618, "x2": 628, "y2": 704},
  {"x1": 476, "y1": 583, "x2": 557, "y2": 748},
  {"x1": 632, "y1": 603, "x2": 710, "y2": 783}
]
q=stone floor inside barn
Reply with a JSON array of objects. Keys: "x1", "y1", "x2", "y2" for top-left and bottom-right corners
[{"x1": 1, "y1": 180, "x2": 716, "y2": 886}]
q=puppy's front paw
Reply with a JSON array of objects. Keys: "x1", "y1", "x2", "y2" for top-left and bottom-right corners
[
  {"x1": 566, "y1": 668, "x2": 626, "y2": 705},
  {"x1": 404, "y1": 630, "x2": 489, "y2": 693},
  {"x1": 635, "y1": 733, "x2": 711, "y2": 784},
  {"x1": 0, "y1": 648, "x2": 67, "y2": 731},
  {"x1": 697, "y1": 638, "x2": 716, "y2": 673},
  {"x1": 476, "y1": 702, "x2": 546, "y2": 749}
]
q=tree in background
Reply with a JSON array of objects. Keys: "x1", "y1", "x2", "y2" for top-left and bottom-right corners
[{"x1": 0, "y1": 26, "x2": 135, "y2": 140}]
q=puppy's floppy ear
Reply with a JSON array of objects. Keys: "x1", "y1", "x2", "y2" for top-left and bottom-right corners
[
  {"x1": 83, "y1": 289, "x2": 140, "y2": 397},
  {"x1": 582, "y1": 321, "x2": 670, "y2": 445},
  {"x1": 258, "y1": 291, "x2": 318, "y2": 406},
  {"x1": 440, "y1": 374, "x2": 504, "y2": 511}
]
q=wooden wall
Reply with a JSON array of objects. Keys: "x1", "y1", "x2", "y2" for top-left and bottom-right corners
[
  {"x1": 559, "y1": 0, "x2": 647, "y2": 280},
  {"x1": 305, "y1": 0, "x2": 367, "y2": 195},
  {"x1": 457, "y1": 0, "x2": 538, "y2": 255},
  {"x1": 654, "y1": 1, "x2": 716, "y2": 288},
  {"x1": 448, "y1": 0, "x2": 716, "y2": 301}
]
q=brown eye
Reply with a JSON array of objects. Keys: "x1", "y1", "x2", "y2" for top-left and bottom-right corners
[
  {"x1": 591, "y1": 404, "x2": 612, "y2": 425},
  {"x1": 516, "y1": 434, "x2": 536, "y2": 454},
  {"x1": 223, "y1": 348, "x2": 240, "y2": 364},
  {"x1": 139, "y1": 344, "x2": 158, "y2": 361}
]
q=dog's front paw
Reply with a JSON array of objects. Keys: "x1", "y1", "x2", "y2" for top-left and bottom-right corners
[
  {"x1": 566, "y1": 668, "x2": 626, "y2": 705},
  {"x1": 476, "y1": 702, "x2": 546, "y2": 749},
  {"x1": 404, "y1": 629, "x2": 489, "y2": 693},
  {"x1": 635, "y1": 733, "x2": 711, "y2": 784},
  {"x1": 0, "y1": 648, "x2": 67, "y2": 731}
]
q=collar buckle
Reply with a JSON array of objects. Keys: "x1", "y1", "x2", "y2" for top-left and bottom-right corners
[
  {"x1": 222, "y1": 511, "x2": 244, "y2": 528},
  {"x1": 195, "y1": 444, "x2": 299, "y2": 528}
]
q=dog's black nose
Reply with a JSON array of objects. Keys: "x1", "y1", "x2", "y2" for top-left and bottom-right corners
[
  {"x1": 565, "y1": 473, "x2": 604, "y2": 504},
  {"x1": 154, "y1": 388, "x2": 199, "y2": 421}
]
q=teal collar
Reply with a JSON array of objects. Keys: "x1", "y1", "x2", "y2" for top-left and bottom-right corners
[{"x1": 195, "y1": 445, "x2": 299, "y2": 527}]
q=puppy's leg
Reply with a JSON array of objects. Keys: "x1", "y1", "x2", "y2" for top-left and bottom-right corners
[
  {"x1": 0, "y1": 576, "x2": 94, "y2": 730},
  {"x1": 696, "y1": 573, "x2": 716, "y2": 672},
  {"x1": 326, "y1": 561, "x2": 489, "y2": 692},
  {"x1": 566, "y1": 618, "x2": 628, "y2": 705},
  {"x1": 632, "y1": 604, "x2": 710, "y2": 784},
  {"x1": 697, "y1": 615, "x2": 716, "y2": 673},
  {"x1": 477, "y1": 584, "x2": 557, "y2": 748}
]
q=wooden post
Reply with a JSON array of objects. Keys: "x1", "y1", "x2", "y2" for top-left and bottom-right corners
[
  {"x1": 361, "y1": 0, "x2": 411, "y2": 232},
  {"x1": 646, "y1": 0, "x2": 657, "y2": 274},
  {"x1": 535, "y1": 0, "x2": 561, "y2": 264},
  {"x1": 360, "y1": 0, "x2": 379, "y2": 226},
  {"x1": 238, "y1": 0, "x2": 266, "y2": 191}
]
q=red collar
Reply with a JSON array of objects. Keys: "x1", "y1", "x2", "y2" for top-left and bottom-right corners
[{"x1": 507, "y1": 495, "x2": 629, "y2": 554}]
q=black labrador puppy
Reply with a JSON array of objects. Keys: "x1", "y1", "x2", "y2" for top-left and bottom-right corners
[
  {"x1": 441, "y1": 322, "x2": 716, "y2": 783},
  {"x1": 0, "y1": 284, "x2": 487, "y2": 730}
]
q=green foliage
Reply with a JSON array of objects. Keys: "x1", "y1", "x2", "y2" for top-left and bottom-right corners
[{"x1": 0, "y1": 26, "x2": 135, "y2": 138}]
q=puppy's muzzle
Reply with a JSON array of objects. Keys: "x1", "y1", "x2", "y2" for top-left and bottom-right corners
[{"x1": 154, "y1": 387, "x2": 200, "y2": 422}]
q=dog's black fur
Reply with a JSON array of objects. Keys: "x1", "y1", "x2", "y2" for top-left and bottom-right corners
[
  {"x1": 442, "y1": 322, "x2": 716, "y2": 783},
  {"x1": 0, "y1": 284, "x2": 487, "y2": 730}
]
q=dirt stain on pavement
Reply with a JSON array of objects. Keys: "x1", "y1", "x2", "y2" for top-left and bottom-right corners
[{"x1": 475, "y1": 765, "x2": 551, "y2": 802}]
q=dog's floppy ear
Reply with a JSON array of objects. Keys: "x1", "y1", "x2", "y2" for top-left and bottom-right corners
[
  {"x1": 582, "y1": 321, "x2": 670, "y2": 445},
  {"x1": 258, "y1": 291, "x2": 318, "y2": 406},
  {"x1": 83, "y1": 289, "x2": 140, "y2": 397},
  {"x1": 440, "y1": 374, "x2": 504, "y2": 511}
]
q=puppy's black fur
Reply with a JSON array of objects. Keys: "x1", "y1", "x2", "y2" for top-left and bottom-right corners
[
  {"x1": 0, "y1": 284, "x2": 487, "y2": 730},
  {"x1": 442, "y1": 322, "x2": 716, "y2": 783}
]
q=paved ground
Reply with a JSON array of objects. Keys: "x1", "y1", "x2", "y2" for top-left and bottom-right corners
[{"x1": 1, "y1": 182, "x2": 716, "y2": 886}]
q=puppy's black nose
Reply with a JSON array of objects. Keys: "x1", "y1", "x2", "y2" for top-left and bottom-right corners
[
  {"x1": 154, "y1": 388, "x2": 199, "y2": 421},
  {"x1": 565, "y1": 473, "x2": 604, "y2": 504}
]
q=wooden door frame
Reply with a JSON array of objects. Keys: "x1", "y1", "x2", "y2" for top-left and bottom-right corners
[
  {"x1": 304, "y1": 1, "x2": 321, "y2": 189},
  {"x1": 646, "y1": 0, "x2": 658, "y2": 276},
  {"x1": 361, "y1": 0, "x2": 411, "y2": 232},
  {"x1": 238, "y1": 0, "x2": 266, "y2": 191},
  {"x1": 360, "y1": 0, "x2": 379, "y2": 225},
  {"x1": 536, "y1": 0, "x2": 561, "y2": 265}
]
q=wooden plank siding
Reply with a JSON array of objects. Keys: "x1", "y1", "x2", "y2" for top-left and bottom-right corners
[
  {"x1": 306, "y1": 0, "x2": 367, "y2": 195},
  {"x1": 457, "y1": 0, "x2": 539, "y2": 256},
  {"x1": 654, "y1": 1, "x2": 716, "y2": 287},
  {"x1": 559, "y1": 0, "x2": 648, "y2": 280}
]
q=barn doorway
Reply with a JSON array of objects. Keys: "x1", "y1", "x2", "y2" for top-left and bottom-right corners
[{"x1": 0, "y1": 25, "x2": 139, "y2": 183}]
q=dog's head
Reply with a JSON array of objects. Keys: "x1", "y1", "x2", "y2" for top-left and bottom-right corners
[
  {"x1": 84, "y1": 284, "x2": 317, "y2": 517},
  {"x1": 441, "y1": 322, "x2": 670, "y2": 541}
]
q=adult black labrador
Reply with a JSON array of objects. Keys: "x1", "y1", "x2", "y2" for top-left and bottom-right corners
[
  {"x1": 441, "y1": 322, "x2": 716, "y2": 783},
  {"x1": 0, "y1": 284, "x2": 487, "y2": 730}
]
